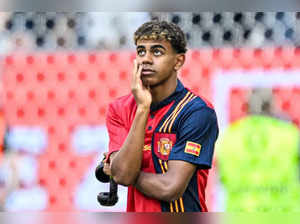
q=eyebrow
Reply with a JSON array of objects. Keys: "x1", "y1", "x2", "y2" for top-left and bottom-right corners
[
  {"x1": 136, "y1": 44, "x2": 166, "y2": 51},
  {"x1": 150, "y1": 45, "x2": 166, "y2": 50}
]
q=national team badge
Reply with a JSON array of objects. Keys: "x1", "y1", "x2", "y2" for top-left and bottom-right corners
[
  {"x1": 154, "y1": 133, "x2": 176, "y2": 160},
  {"x1": 158, "y1": 138, "x2": 172, "y2": 156},
  {"x1": 184, "y1": 141, "x2": 201, "y2": 156}
]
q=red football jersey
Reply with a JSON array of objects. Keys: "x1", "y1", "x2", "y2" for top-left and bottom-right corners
[{"x1": 106, "y1": 80, "x2": 219, "y2": 212}]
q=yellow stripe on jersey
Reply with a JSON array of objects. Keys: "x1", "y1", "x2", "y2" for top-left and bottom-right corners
[
  {"x1": 159, "y1": 92, "x2": 192, "y2": 132},
  {"x1": 156, "y1": 91, "x2": 195, "y2": 212},
  {"x1": 179, "y1": 198, "x2": 185, "y2": 212},
  {"x1": 164, "y1": 161, "x2": 185, "y2": 213},
  {"x1": 174, "y1": 200, "x2": 179, "y2": 212},
  {"x1": 170, "y1": 201, "x2": 174, "y2": 212},
  {"x1": 167, "y1": 95, "x2": 196, "y2": 133},
  {"x1": 159, "y1": 159, "x2": 174, "y2": 212},
  {"x1": 163, "y1": 161, "x2": 168, "y2": 170},
  {"x1": 164, "y1": 93, "x2": 195, "y2": 133},
  {"x1": 159, "y1": 159, "x2": 166, "y2": 173}
]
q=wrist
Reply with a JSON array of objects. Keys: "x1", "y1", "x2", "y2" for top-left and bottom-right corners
[
  {"x1": 136, "y1": 105, "x2": 150, "y2": 113},
  {"x1": 110, "y1": 151, "x2": 118, "y2": 161}
]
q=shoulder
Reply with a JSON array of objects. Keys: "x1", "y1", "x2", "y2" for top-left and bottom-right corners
[
  {"x1": 174, "y1": 90, "x2": 218, "y2": 130},
  {"x1": 182, "y1": 90, "x2": 216, "y2": 117},
  {"x1": 106, "y1": 93, "x2": 137, "y2": 127},
  {"x1": 108, "y1": 93, "x2": 136, "y2": 113}
]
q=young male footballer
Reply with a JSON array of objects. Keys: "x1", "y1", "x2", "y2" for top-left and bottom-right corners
[{"x1": 103, "y1": 20, "x2": 219, "y2": 212}]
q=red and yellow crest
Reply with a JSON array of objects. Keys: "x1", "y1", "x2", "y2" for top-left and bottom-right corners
[
  {"x1": 154, "y1": 133, "x2": 176, "y2": 160},
  {"x1": 158, "y1": 138, "x2": 172, "y2": 156}
]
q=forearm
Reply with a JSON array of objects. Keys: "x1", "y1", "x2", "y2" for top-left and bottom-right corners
[
  {"x1": 134, "y1": 161, "x2": 197, "y2": 202},
  {"x1": 134, "y1": 171, "x2": 181, "y2": 202},
  {"x1": 110, "y1": 106, "x2": 150, "y2": 186}
]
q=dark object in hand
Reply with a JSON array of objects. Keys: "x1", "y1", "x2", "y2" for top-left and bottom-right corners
[
  {"x1": 97, "y1": 178, "x2": 119, "y2": 206},
  {"x1": 95, "y1": 158, "x2": 119, "y2": 206},
  {"x1": 95, "y1": 159, "x2": 110, "y2": 183}
]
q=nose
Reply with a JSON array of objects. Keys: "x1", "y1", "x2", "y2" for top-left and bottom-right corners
[{"x1": 141, "y1": 51, "x2": 153, "y2": 65}]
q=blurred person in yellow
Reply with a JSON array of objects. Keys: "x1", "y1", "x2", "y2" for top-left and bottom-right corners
[{"x1": 217, "y1": 88, "x2": 300, "y2": 211}]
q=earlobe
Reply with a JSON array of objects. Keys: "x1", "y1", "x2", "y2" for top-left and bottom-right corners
[
  {"x1": 174, "y1": 63, "x2": 180, "y2": 71},
  {"x1": 174, "y1": 60, "x2": 181, "y2": 71},
  {"x1": 174, "y1": 64, "x2": 180, "y2": 71},
  {"x1": 174, "y1": 54, "x2": 185, "y2": 71}
]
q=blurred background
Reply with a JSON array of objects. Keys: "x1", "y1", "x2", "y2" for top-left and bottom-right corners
[{"x1": 0, "y1": 12, "x2": 300, "y2": 212}]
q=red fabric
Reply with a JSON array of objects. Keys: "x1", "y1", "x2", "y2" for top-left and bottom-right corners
[
  {"x1": 153, "y1": 133, "x2": 176, "y2": 161},
  {"x1": 197, "y1": 169, "x2": 209, "y2": 212},
  {"x1": 106, "y1": 93, "x2": 174, "y2": 212},
  {"x1": 105, "y1": 94, "x2": 137, "y2": 162}
]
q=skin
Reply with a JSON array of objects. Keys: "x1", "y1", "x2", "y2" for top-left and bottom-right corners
[
  {"x1": 108, "y1": 59, "x2": 151, "y2": 186},
  {"x1": 104, "y1": 38, "x2": 197, "y2": 202}
]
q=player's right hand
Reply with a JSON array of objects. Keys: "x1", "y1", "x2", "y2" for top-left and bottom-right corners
[
  {"x1": 103, "y1": 162, "x2": 111, "y2": 176},
  {"x1": 102, "y1": 152, "x2": 111, "y2": 176},
  {"x1": 131, "y1": 60, "x2": 152, "y2": 109}
]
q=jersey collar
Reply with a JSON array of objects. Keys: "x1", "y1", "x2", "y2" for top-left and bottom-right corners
[{"x1": 150, "y1": 79, "x2": 186, "y2": 112}]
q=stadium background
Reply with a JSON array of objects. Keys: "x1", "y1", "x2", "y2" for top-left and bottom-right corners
[{"x1": 0, "y1": 12, "x2": 300, "y2": 211}]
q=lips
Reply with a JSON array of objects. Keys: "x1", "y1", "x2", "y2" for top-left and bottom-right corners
[{"x1": 141, "y1": 68, "x2": 155, "y2": 75}]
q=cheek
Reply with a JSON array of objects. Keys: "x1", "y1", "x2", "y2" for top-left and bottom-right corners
[
  {"x1": 154, "y1": 56, "x2": 177, "y2": 72},
  {"x1": 162, "y1": 58, "x2": 176, "y2": 71}
]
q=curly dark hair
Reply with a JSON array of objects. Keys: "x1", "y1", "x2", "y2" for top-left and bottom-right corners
[{"x1": 134, "y1": 20, "x2": 187, "y2": 54}]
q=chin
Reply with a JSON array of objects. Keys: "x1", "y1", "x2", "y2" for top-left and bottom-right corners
[{"x1": 141, "y1": 77, "x2": 156, "y2": 86}]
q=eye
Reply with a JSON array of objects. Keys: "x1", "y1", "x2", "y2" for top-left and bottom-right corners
[
  {"x1": 153, "y1": 49, "x2": 163, "y2": 56},
  {"x1": 137, "y1": 49, "x2": 146, "y2": 56}
]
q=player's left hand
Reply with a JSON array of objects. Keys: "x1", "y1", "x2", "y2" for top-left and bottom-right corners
[{"x1": 131, "y1": 60, "x2": 152, "y2": 109}]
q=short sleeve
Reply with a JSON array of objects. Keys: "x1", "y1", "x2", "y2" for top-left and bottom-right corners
[
  {"x1": 168, "y1": 107, "x2": 219, "y2": 169},
  {"x1": 106, "y1": 102, "x2": 128, "y2": 161}
]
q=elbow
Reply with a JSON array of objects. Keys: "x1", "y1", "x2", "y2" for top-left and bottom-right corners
[
  {"x1": 162, "y1": 192, "x2": 182, "y2": 203},
  {"x1": 111, "y1": 164, "x2": 138, "y2": 186},
  {"x1": 160, "y1": 184, "x2": 184, "y2": 202},
  {"x1": 112, "y1": 174, "x2": 136, "y2": 186},
  {"x1": 113, "y1": 176, "x2": 130, "y2": 186}
]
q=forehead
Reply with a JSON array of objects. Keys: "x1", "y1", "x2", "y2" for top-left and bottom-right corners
[{"x1": 136, "y1": 39, "x2": 173, "y2": 50}]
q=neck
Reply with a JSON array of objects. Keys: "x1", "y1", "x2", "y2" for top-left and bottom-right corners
[{"x1": 150, "y1": 74, "x2": 178, "y2": 104}]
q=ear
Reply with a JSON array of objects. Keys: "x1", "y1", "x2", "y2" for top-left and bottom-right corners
[{"x1": 174, "y1": 54, "x2": 185, "y2": 71}]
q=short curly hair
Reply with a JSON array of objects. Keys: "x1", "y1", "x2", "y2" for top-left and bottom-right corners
[{"x1": 134, "y1": 20, "x2": 187, "y2": 54}]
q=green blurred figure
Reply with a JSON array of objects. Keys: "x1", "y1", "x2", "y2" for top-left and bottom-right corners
[{"x1": 217, "y1": 88, "x2": 300, "y2": 211}]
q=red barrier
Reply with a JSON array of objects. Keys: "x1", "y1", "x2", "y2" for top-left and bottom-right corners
[{"x1": 3, "y1": 48, "x2": 300, "y2": 210}]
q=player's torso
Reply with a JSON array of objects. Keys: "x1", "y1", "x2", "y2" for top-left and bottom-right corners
[
  {"x1": 124, "y1": 96, "x2": 175, "y2": 212},
  {"x1": 121, "y1": 87, "x2": 208, "y2": 212}
]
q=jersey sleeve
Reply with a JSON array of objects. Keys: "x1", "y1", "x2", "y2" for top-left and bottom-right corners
[
  {"x1": 168, "y1": 107, "x2": 219, "y2": 169},
  {"x1": 105, "y1": 102, "x2": 128, "y2": 162}
]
